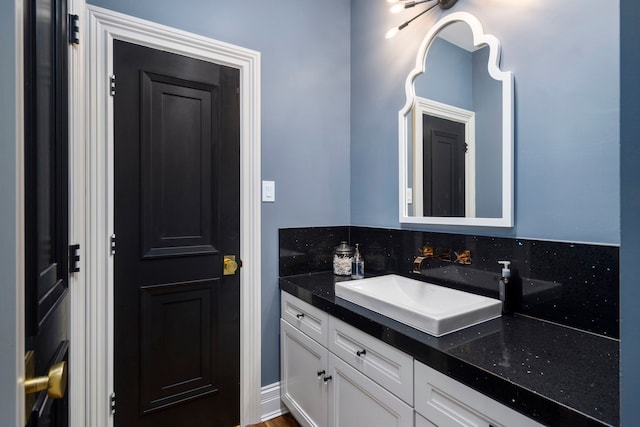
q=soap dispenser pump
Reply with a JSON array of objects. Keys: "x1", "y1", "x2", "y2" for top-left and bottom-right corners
[{"x1": 498, "y1": 261, "x2": 512, "y2": 314}]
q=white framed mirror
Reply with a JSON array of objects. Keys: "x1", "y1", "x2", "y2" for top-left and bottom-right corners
[{"x1": 398, "y1": 12, "x2": 514, "y2": 227}]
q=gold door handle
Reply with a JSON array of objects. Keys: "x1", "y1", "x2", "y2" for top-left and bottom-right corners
[
  {"x1": 224, "y1": 255, "x2": 238, "y2": 275},
  {"x1": 24, "y1": 355, "x2": 67, "y2": 399}
]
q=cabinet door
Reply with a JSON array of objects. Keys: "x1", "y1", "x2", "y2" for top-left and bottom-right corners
[
  {"x1": 281, "y1": 319, "x2": 329, "y2": 427},
  {"x1": 328, "y1": 354, "x2": 413, "y2": 427},
  {"x1": 414, "y1": 361, "x2": 544, "y2": 427}
]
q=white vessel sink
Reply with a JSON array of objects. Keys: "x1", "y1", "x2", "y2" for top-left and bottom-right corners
[{"x1": 335, "y1": 274, "x2": 502, "y2": 337}]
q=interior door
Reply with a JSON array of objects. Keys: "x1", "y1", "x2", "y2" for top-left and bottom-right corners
[
  {"x1": 113, "y1": 40, "x2": 241, "y2": 427},
  {"x1": 23, "y1": 0, "x2": 70, "y2": 425},
  {"x1": 422, "y1": 114, "x2": 466, "y2": 217}
]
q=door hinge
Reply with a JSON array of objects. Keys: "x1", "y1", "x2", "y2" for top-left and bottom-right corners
[
  {"x1": 110, "y1": 234, "x2": 116, "y2": 255},
  {"x1": 69, "y1": 244, "x2": 80, "y2": 273},
  {"x1": 68, "y1": 14, "x2": 80, "y2": 44},
  {"x1": 110, "y1": 392, "x2": 116, "y2": 414},
  {"x1": 110, "y1": 75, "x2": 116, "y2": 96}
]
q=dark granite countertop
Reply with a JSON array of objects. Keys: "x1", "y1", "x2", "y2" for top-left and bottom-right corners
[{"x1": 279, "y1": 272, "x2": 619, "y2": 427}]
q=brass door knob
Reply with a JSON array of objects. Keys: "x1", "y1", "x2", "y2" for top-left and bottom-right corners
[
  {"x1": 224, "y1": 255, "x2": 238, "y2": 275},
  {"x1": 25, "y1": 361, "x2": 67, "y2": 399}
]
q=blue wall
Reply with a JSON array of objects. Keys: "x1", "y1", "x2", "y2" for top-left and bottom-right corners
[
  {"x1": 350, "y1": 0, "x2": 619, "y2": 244},
  {"x1": 620, "y1": 0, "x2": 640, "y2": 423},
  {"x1": 416, "y1": 37, "x2": 473, "y2": 110},
  {"x1": 87, "y1": 0, "x2": 352, "y2": 386},
  {"x1": 0, "y1": 0, "x2": 20, "y2": 424}
]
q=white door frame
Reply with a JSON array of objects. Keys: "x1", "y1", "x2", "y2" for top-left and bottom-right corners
[{"x1": 71, "y1": 5, "x2": 262, "y2": 426}]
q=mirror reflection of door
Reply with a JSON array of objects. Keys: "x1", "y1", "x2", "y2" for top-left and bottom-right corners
[
  {"x1": 423, "y1": 115, "x2": 466, "y2": 217},
  {"x1": 411, "y1": 97, "x2": 475, "y2": 218}
]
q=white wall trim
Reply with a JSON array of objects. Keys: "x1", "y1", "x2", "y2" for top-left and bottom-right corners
[
  {"x1": 68, "y1": 1, "x2": 87, "y2": 427},
  {"x1": 260, "y1": 382, "x2": 288, "y2": 422},
  {"x1": 80, "y1": 5, "x2": 262, "y2": 426}
]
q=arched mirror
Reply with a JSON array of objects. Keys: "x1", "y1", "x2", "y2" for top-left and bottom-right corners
[{"x1": 399, "y1": 12, "x2": 514, "y2": 227}]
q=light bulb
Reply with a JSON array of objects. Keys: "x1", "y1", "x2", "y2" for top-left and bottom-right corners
[
  {"x1": 385, "y1": 27, "x2": 399, "y2": 39},
  {"x1": 390, "y1": 3, "x2": 405, "y2": 13},
  {"x1": 386, "y1": 0, "x2": 399, "y2": 3}
]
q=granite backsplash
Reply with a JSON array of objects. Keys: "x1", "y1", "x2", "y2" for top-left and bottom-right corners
[{"x1": 279, "y1": 226, "x2": 619, "y2": 338}]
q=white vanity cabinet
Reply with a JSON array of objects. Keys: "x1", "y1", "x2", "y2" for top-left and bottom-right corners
[
  {"x1": 280, "y1": 292, "x2": 413, "y2": 427},
  {"x1": 414, "y1": 361, "x2": 544, "y2": 427},
  {"x1": 281, "y1": 291, "x2": 545, "y2": 427}
]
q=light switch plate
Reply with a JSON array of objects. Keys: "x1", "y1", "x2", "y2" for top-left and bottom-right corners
[
  {"x1": 406, "y1": 188, "x2": 413, "y2": 204},
  {"x1": 262, "y1": 180, "x2": 275, "y2": 202}
]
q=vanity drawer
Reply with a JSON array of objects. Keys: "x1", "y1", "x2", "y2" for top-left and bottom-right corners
[
  {"x1": 281, "y1": 291, "x2": 328, "y2": 347},
  {"x1": 414, "y1": 361, "x2": 544, "y2": 427},
  {"x1": 328, "y1": 317, "x2": 413, "y2": 405}
]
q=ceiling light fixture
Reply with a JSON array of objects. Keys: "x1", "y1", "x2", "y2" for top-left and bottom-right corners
[{"x1": 385, "y1": 0, "x2": 459, "y2": 39}]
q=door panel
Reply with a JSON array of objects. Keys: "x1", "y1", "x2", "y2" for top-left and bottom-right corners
[
  {"x1": 24, "y1": 0, "x2": 70, "y2": 425},
  {"x1": 114, "y1": 40, "x2": 240, "y2": 427},
  {"x1": 140, "y1": 72, "x2": 218, "y2": 258},
  {"x1": 140, "y1": 279, "x2": 218, "y2": 413}
]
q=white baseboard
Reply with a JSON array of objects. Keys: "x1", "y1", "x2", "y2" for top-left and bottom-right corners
[{"x1": 260, "y1": 382, "x2": 288, "y2": 421}]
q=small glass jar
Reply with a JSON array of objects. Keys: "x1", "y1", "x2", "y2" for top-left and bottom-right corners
[{"x1": 333, "y1": 241, "x2": 354, "y2": 276}]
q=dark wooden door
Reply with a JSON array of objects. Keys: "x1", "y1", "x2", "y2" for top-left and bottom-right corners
[
  {"x1": 113, "y1": 40, "x2": 241, "y2": 427},
  {"x1": 24, "y1": 0, "x2": 70, "y2": 426},
  {"x1": 422, "y1": 114, "x2": 466, "y2": 217}
]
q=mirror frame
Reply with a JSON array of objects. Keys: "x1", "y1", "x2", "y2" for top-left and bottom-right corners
[{"x1": 398, "y1": 12, "x2": 514, "y2": 227}]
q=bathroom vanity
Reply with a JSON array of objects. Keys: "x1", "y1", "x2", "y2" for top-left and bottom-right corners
[
  {"x1": 279, "y1": 272, "x2": 618, "y2": 427},
  {"x1": 277, "y1": 5, "x2": 619, "y2": 426}
]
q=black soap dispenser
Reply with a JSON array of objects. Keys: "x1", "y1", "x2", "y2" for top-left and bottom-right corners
[{"x1": 498, "y1": 261, "x2": 512, "y2": 314}]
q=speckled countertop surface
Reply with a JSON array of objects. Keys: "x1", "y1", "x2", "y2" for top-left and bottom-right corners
[{"x1": 280, "y1": 272, "x2": 619, "y2": 427}]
